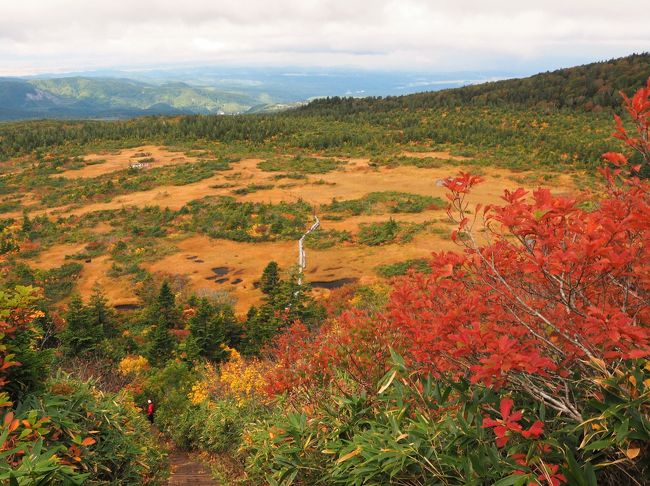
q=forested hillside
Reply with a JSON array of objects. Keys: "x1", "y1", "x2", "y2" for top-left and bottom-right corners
[
  {"x1": 0, "y1": 77, "x2": 282, "y2": 120},
  {"x1": 301, "y1": 53, "x2": 650, "y2": 113}
]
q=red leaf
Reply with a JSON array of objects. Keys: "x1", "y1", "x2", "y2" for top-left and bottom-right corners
[
  {"x1": 499, "y1": 398, "x2": 514, "y2": 419},
  {"x1": 522, "y1": 420, "x2": 544, "y2": 439},
  {"x1": 602, "y1": 152, "x2": 628, "y2": 167}
]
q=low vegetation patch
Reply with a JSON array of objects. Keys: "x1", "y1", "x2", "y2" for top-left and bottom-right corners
[
  {"x1": 322, "y1": 191, "x2": 444, "y2": 218},
  {"x1": 357, "y1": 219, "x2": 429, "y2": 246},
  {"x1": 6, "y1": 261, "x2": 83, "y2": 302},
  {"x1": 232, "y1": 183, "x2": 274, "y2": 195},
  {"x1": 371, "y1": 155, "x2": 450, "y2": 168},
  {"x1": 24, "y1": 157, "x2": 234, "y2": 207},
  {"x1": 304, "y1": 229, "x2": 352, "y2": 250},
  {"x1": 109, "y1": 238, "x2": 176, "y2": 281},
  {"x1": 271, "y1": 172, "x2": 308, "y2": 180},
  {"x1": 258, "y1": 155, "x2": 342, "y2": 174},
  {"x1": 375, "y1": 258, "x2": 431, "y2": 277},
  {"x1": 181, "y1": 196, "x2": 312, "y2": 242}
]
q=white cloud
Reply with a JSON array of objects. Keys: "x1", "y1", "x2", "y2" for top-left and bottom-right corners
[{"x1": 0, "y1": 0, "x2": 647, "y2": 75}]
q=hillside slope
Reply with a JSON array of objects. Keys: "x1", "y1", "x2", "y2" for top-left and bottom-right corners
[
  {"x1": 0, "y1": 77, "x2": 265, "y2": 120},
  {"x1": 30, "y1": 77, "x2": 259, "y2": 114},
  {"x1": 300, "y1": 53, "x2": 650, "y2": 114}
]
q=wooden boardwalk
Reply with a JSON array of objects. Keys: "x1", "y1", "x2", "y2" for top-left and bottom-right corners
[
  {"x1": 167, "y1": 449, "x2": 218, "y2": 486},
  {"x1": 152, "y1": 425, "x2": 218, "y2": 486}
]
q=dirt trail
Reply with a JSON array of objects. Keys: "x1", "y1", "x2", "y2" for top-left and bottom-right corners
[{"x1": 167, "y1": 449, "x2": 219, "y2": 486}]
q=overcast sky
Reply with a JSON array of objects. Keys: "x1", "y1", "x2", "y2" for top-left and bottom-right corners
[{"x1": 1, "y1": 0, "x2": 648, "y2": 76}]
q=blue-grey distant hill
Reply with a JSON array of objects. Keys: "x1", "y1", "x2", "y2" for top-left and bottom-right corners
[{"x1": 0, "y1": 68, "x2": 510, "y2": 121}]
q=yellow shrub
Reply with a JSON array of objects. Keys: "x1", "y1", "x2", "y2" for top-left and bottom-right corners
[
  {"x1": 188, "y1": 362, "x2": 217, "y2": 405},
  {"x1": 188, "y1": 380, "x2": 210, "y2": 405},
  {"x1": 218, "y1": 345, "x2": 268, "y2": 406},
  {"x1": 185, "y1": 346, "x2": 270, "y2": 407},
  {"x1": 118, "y1": 355, "x2": 150, "y2": 376}
]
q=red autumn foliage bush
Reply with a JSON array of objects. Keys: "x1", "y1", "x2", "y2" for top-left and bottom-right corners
[
  {"x1": 388, "y1": 100, "x2": 649, "y2": 420},
  {"x1": 613, "y1": 76, "x2": 650, "y2": 168},
  {"x1": 264, "y1": 309, "x2": 403, "y2": 398},
  {"x1": 240, "y1": 80, "x2": 650, "y2": 486}
]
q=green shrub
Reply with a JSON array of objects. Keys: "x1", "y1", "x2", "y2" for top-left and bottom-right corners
[
  {"x1": 175, "y1": 399, "x2": 267, "y2": 454},
  {"x1": 304, "y1": 229, "x2": 352, "y2": 249},
  {"x1": 243, "y1": 353, "x2": 650, "y2": 485},
  {"x1": 357, "y1": 219, "x2": 399, "y2": 246},
  {"x1": 232, "y1": 183, "x2": 274, "y2": 195},
  {"x1": 357, "y1": 219, "x2": 428, "y2": 246},
  {"x1": 182, "y1": 197, "x2": 312, "y2": 242},
  {"x1": 272, "y1": 172, "x2": 308, "y2": 180},
  {"x1": 18, "y1": 262, "x2": 85, "y2": 302},
  {"x1": 142, "y1": 361, "x2": 197, "y2": 436},
  {"x1": 370, "y1": 155, "x2": 449, "y2": 168},
  {"x1": 65, "y1": 241, "x2": 107, "y2": 261},
  {"x1": 323, "y1": 191, "x2": 444, "y2": 218},
  {"x1": 375, "y1": 258, "x2": 431, "y2": 277},
  {"x1": 258, "y1": 156, "x2": 342, "y2": 174}
]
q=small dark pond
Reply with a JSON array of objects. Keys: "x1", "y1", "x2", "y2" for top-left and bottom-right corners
[
  {"x1": 310, "y1": 277, "x2": 359, "y2": 289},
  {"x1": 212, "y1": 267, "x2": 230, "y2": 277}
]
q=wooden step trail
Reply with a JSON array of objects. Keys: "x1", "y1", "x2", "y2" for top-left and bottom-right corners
[
  {"x1": 151, "y1": 425, "x2": 219, "y2": 486},
  {"x1": 167, "y1": 449, "x2": 219, "y2": 486}
]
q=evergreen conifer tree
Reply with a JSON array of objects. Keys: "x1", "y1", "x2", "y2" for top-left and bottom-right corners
[
  {"x1": 157, "y1": 281, "x2": 177, "y2": 328},
  {"x1": 147, "y1": 281, "x2": 178, "y2": 366},
  {"x1": 244, "y1": 264, "x2": 325, "y2": 355},
  {"x1": 218, "y1": 304, "x2": 243, "y2": 349},
  {"x1": 260, "y1": 261, "x2": 280, "y2": 297},
  {"x1": 187, "y1": 298, "x2": 214, "y2": 361},
  {"x1": 60, "y1": 295, "x2": 101, "y2": 355},
  {"x1": 244, "y1": 304, "x2": 278, "y2": 356},
  {"x1": 187, "y1": 298, "x2": 242, "y2": 362},
  {"x1": 87, "y1": 285, "x2": 115, "y2": 338}
]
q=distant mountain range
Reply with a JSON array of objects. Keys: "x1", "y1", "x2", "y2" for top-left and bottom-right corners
[
  {"x1": 0, "y1": 68, "x2": 512, "y2": 121},
  {"x1": 2, "y1": 54, "x2": 647, "y2": 121},
  {"x1": 0, "y1": 77, "x2": 267, "y2": 120}
]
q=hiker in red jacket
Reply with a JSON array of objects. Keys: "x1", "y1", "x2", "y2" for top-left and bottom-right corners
[{"x1": 147, "y1": 399, "x2": 155, "y2": 424}]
